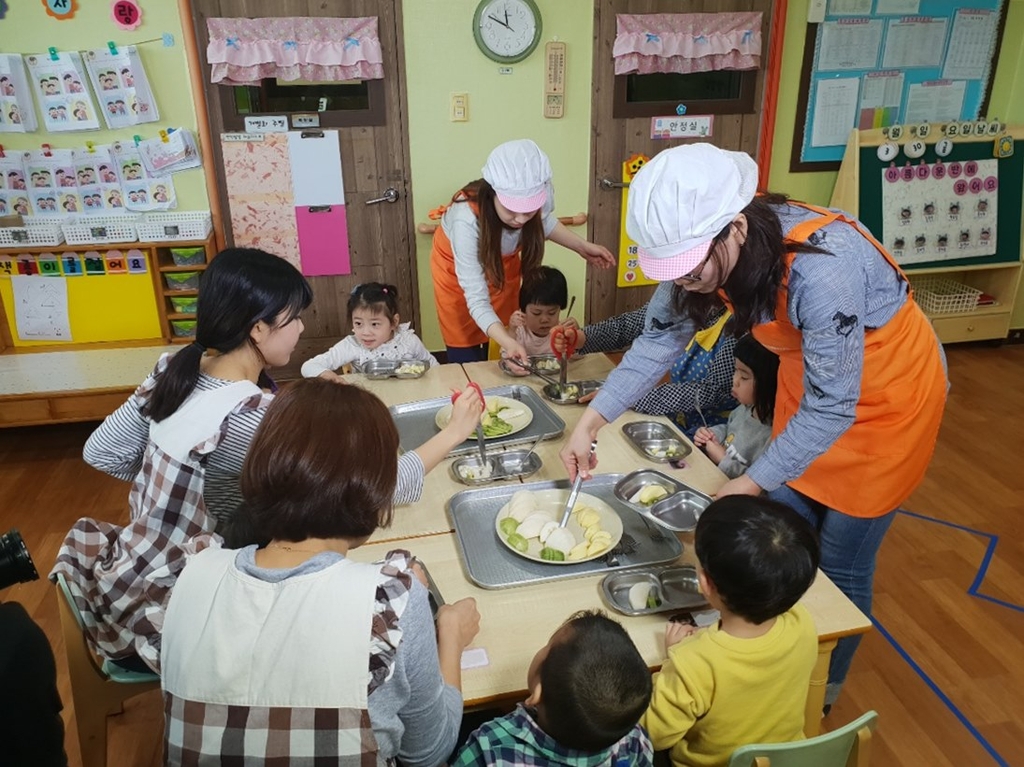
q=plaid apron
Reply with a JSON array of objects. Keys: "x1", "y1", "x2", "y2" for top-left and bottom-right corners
[
  {"x1": 162, "y1": 548, "x2": 414, "y2": 766},
  {"x1": 50, "y1": 377, "x2": 270, "y2": 671}
]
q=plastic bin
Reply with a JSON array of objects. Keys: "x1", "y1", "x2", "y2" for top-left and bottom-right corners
[
  {"x1": 169, "y1": 247, "x2": 206, "y2": 266},
  {"x1": 911, "y1": 276, "x2": 983, "y2": 315},
  {"x1": 169, "y1": 296, "x2": 198, "y2": 314},
  {"x1": 0, "y1": 216, "x2": 65, "y2": 247},
  {"x1": 170, "y1": 320, "x2": 197, "y2": 338},
  {"x1": 137, "y1": 211, "x2": 212, "y2": 242},
  {"x1": 62, "y1": 215, "x2": 139, "y2": 245},
  {"x1": 164, "y1": 271, "x2": 200, "y2": 291}
]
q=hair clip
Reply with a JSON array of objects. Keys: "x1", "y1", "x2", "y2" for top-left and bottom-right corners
[
  {"x1": 381, "y1": 286, "x2": 388, "y2": 294},
  {"x1": 350, "y1": 283, "x2": 363, "y2": 296}
]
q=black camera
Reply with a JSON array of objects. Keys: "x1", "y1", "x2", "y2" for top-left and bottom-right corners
[{"x1": 0, "y1": 529, "x2": 39, "y2": 591}]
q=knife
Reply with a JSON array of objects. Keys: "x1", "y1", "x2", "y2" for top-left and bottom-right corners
[{"x1": 559, "y1": 440, "x2": 597, "y2": 528}]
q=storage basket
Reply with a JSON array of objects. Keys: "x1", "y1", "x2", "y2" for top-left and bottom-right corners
[
  {"x1": 169, "y1": 246, "x2": 206, "y2": 266},
  {"x1": 169, "y1": 296, "x2": 198, "y2": 314},
  {"x1": 170, "y1": 319, "x2": 197, "y2": 338},
  {"x1": 62, "y1": 215, "x2": 139, "y2": 245},
  {"x1": 911, "y1": 276, "x2": 983, "y2": 315},
  {"x1": 137, "y1": 211, "x2": 212, "y2": 242},
  {"x1": 0, "y1": 216, "x2": 65, "y2": 248},
  {"x1": 164, "y1": 271, "x2": 201, "y2": 291}
]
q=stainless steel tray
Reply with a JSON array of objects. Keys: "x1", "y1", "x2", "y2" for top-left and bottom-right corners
[
  {"x1": 389, "y1": 385, "x2": 565, "y2": 459},
  {"x1": 600, "y1": 566, "x2": 708, "y2": 616},
  {"x1": 354, "y1": 358, "x2": 428, "y2": 379},
  {"x1": 621, "y1": 421, "x2": 692, "y2": 463},
  {"x1": 449, "y1": 449, "x2": 543, "y2": 486},
  {"x1": 447, "y1": 475, "x2": 684, "y2": 589},
  {"x1": 613, "y1": 470, "x2": 711, "y2": 533},
  {"x1": 541, "y1": 380, "x2": 603, "y2": 405}
]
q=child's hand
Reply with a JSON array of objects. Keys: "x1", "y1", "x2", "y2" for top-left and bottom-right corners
[
  {"x1": 693, "y1": 427, "x2": 717, "y2": 447},
  {"x1": 447, "y1": 385, "x2": 485, "y2": 441},
  {"x1": 665, "y1": 620, "x2": 698, "y2": 651},
  {"x1": 318, "y1": 370, "x2": 346, "y2": 384},
  {"x1": 509, "y1": 310, "x2": 526, "y2": 329},
  {"x1": 437, "y1": 597, "x2": 481, "y2": 649},
  {"x1": 561, "y1": 316, "x2": 580, "y2": 332}
]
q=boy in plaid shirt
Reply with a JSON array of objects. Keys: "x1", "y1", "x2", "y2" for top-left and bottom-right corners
[{"x1": 452, "y1": 610, "x2": 654, "y2": 766}]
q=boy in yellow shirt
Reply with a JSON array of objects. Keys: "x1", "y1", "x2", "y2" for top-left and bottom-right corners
[{"x1": 643, "y1": 496, "x2": 820, "y2": 767}]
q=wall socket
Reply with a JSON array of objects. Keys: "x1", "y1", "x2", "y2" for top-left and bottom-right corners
[{"x1": 450, "y1": 92, "x2": 469, "y2": 122}]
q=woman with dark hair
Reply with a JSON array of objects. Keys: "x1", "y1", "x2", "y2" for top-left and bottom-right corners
[
  {"x1": 162, "y1": 379, "x2": 480, "y2": 766},
  {"x1": 560, "y1": 143, "x2": 947, "y2": 709},
  {"x1": 430, "y1": 139, "x2": 615, "y2": 363},
  {"x1": 53, "y1": 249, "x2": 483, "y2": 672}
]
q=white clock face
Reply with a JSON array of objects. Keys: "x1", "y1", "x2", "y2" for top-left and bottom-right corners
[{"x1": 478, "y1": 0, "x2": 538, "y2": 59}]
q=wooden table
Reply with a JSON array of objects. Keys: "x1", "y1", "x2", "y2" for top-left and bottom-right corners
[{"x1": 352, "y1": 355, "x2": 871, "y2": 736}]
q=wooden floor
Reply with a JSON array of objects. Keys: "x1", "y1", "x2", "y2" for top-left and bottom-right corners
[{"x1": 1, "y1": 344, "x2": 1022, "y2": 767}]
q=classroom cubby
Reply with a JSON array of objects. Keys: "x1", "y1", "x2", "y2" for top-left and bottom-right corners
[{"x1": 147, "y1": 235, "x2": 216, "y2": 344}]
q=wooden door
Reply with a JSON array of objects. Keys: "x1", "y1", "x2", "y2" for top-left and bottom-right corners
[
  {"x1": 190, "y1": 0, "x2": 417, "y2": 378},
  {"x1": 587, "y1": 0, "x2": 774, "y2": 323}
]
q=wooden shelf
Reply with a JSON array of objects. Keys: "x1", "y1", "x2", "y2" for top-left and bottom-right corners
[
  {"x1": 166, "y1": 312, "x2": 197, "y2": 320},
  {"x1": 159, "y1": 264, "x2": 207, "y2": 273}
]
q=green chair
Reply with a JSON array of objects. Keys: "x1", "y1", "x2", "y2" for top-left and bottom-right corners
[
  {"x1": 54, "y1": 573, "x2": 160, "y2": 767},
  {"x1": 727, "y1": 711, "x2": 878, "y2": 767}
]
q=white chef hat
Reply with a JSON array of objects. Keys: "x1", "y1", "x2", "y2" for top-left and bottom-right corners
[
  {"x1": 482, "y1": 139, "x2": 552, "y2": 213},
  {"x1": 626, "y1": 143, "x2": 759, "y2": 282}
]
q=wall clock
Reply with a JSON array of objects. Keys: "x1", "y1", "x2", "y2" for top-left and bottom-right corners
[{"x1": 473, "y1": 0, "x2": 542, "y2": 64}]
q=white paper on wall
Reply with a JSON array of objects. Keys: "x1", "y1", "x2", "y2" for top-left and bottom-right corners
[
  {"x1": 12, "y1": 275, "x2": 72, "y2": 342},
  {"x1": 84, "y1": 45, "x2": 159, "y2": 129},
  {"x1": 24, "y1": 51, "x2": 101, "y2": 132},
  {"x1": 0, "y1": 54, "x2": 38, "y2": 133}
]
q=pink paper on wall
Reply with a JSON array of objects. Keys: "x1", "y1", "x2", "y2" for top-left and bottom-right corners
[
  {"x1": 295, "y1": 205, "x2": 351, "y2": 276},
  {"x1": 220, "y1": 133, "x2": 300, "y2": 269}
]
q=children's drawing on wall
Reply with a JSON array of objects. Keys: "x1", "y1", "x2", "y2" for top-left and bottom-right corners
[
  {"x1": 110, "y1": 140, "x2": 176, "y2": 211},
  {"x1": 73, "y1": 144, "x2": 127, "y2": 214},
  {"x1": 882, "y1": 159, "x2": 999, "y2": 266},
  {"x1": 0, "y1": 54, "x2": 38, "y2": 133},
  {"x1": 25, "y1": 51, "x2": 100, "y2": 132},
  {"x1": 85, "y1": 45, "x2": 159, "y2": 129},
  {"x1": 11, "y1": 274, "x2": 72, "y2": 341},
  {"x1": 0, "y1": 154, "x2": 32, "y2": 217},
  {"x1": 22, "y1": 147, "x2": 81, "y2": 217}
]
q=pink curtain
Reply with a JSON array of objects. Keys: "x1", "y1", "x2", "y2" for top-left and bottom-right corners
[
  {"x1": 613, "y1": 13, "x2": 762, "y2": 76},
  {"x1": 206, "y1": 16, "x2": 383, "y2": 85}
]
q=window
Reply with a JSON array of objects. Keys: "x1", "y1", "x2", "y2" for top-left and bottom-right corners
[{"x1": 614, "y1": 70, "x2": 756, "y2": 118}]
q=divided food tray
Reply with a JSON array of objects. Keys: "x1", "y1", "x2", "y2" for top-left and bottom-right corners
[
  {"x1": 389, "y1": 384, "x2": 565, "y2": 459},
  {"x1": 613, "y1": 469, "x2": 712, "y2": 533},
  {"x1": 447, "y1": 475, "x2": 684, "y2": 589},
  {"x1": 600, "y1": 566, "x2": 708, "y2": 616},
  {"x1": 355, "y1": 358, "x2": 429, "y2": 379},
  {"x1": 621, "y1": 421, "x2": 693, "y2": 463},
  {"x1": 450, "y1": 449, "x2": 542, "y2": 486}
]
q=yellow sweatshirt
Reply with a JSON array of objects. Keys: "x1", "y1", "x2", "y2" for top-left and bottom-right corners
[{"x1": 642, "y1": 604, "x2": 817, "y2": 767}]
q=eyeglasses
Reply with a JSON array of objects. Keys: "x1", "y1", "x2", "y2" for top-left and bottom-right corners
[{"x1": 677, "y1": 252, "x2": 712, "y2": 284}]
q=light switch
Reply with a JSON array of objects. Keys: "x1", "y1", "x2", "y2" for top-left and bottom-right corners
[{"x1": 450, "y1": 92, "x2": 469, "y2": 122}]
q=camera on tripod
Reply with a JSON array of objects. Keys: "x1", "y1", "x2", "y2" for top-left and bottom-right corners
[{"x1": 0, "y1": 529, "x2": 39, "y2": 591}]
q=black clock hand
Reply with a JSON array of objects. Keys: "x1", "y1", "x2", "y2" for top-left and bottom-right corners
[{"x1": 488, "y1": 13, "x2": 511, "y2": 29}]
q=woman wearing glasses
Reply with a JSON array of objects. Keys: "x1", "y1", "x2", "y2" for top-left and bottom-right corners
[{"x1": 559, "y1": 143, "x2": 947, "y2": 711}]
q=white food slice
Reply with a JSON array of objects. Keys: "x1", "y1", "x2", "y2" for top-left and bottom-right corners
[
  {"x1": 545, "y1": 527, "x2": 576, "y2": 555},
  {"x1": 507, "y1": 490, "x2": 537, "y2": 522},
  {"x1": 518, "y1": 512, "x2": 555, "y2": 539},
  {"x1": 628, "y1": 582, "x2": 652, "y2": 610},
  {"x1": 567, "y1": 542, "x2": 590, "y2": 561},
  {"x1": 496, "y1": 408, "x2": 524, "y2": 420},
  {"x1": 538, "y1": 521, "x2": 560, "y2": 544}
]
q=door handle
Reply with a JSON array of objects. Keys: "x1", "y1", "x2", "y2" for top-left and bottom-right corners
[
  {"x1": 600, "y1": 177, "x2": 630, "y2": 190},
  {"x1": 365, "y1": 187, "x2": 399, "y2": 205}
]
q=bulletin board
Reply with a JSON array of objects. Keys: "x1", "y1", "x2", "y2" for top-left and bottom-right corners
[
  {"x1": 830, "y1": 125, "x2": 1023, "y2": 271},
  {"x1": 792, "y1": 1, "x2": 1007, "y2": 171}
]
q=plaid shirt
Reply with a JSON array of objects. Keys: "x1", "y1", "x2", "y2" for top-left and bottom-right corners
[
  {"x1": 452, "y1": 705, "x2": 654, "y2": 767},
  {"x1": 162, "y1": 549, "x2": 415, "y2": 767},
  {"x1": 50, "y1": 357, "x2": 272, "y2": 671}
]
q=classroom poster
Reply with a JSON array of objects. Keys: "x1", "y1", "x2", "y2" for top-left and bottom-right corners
[
  {"x1": 0, "y1": 154, "x2": 31, "y2": 217},
  {"x1": 24, "y1": 51, "x2": 101, "y2": 133},
  {"x1": 0, "y1": 54, "x2": 38, "y2": 133},
  {"x1": 73, "y1": 145, "x2": 127, "y2": 213},
  {"x1": 110, "y1": 140, "x2": 176, "y2": 211},
  {"x1": 23, "y1": 147, "x2": 82, "y2": 216},
  {"x1": 220, "y1": 132, "x2": 301, "y2": 269},
  {"x1": 84, "y1": 45, "x2": 159, "y2": 129},
  {"x1": 617, "y1": 154, "x2": 656, "y2": 288},
  {"x1": 11, "y1": 274, "x2": 72, "y2": 341}
]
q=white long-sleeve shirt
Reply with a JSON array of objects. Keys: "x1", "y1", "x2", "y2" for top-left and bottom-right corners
[
  {"x1": 301, "y1": 323, "x2": 438, "y2": 378},
  {"x1": 439, "y1": 182, "x2": 558, "y2": 335}
]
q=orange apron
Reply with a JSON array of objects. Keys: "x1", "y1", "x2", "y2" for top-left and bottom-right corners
[
  {"x1": 429, "y1": 199, "x2": 522, "y2": 348},
  {"x1": 751, "y1": 202, "x2": 947, "y2": 518}
]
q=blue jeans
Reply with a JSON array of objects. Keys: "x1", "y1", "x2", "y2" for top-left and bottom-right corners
[
  {"x1": 445, "y1": 344, "x2": 488, "y2": 363},
  {"x1": 768, "y1": 485, "x2": 895, "y2": 706}
]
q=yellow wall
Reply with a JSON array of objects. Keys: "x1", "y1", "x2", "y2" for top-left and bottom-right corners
[
  {"x1": 403, "y1": 0, "x2": 595, "y2": 351},
  {"x1": 0, "y1": 1, "x2": 206, "y2": 346},
  {"x1": 769, "y1": 0, "x2": 1024, "y2": 328}
]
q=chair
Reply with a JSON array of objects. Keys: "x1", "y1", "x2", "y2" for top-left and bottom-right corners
[
  {"x1": 727, "y1": 711, "x2": 878, "y2": 767},
  {"x1": 54, "y1": 573, "x2": 160, "y2": 767}
]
